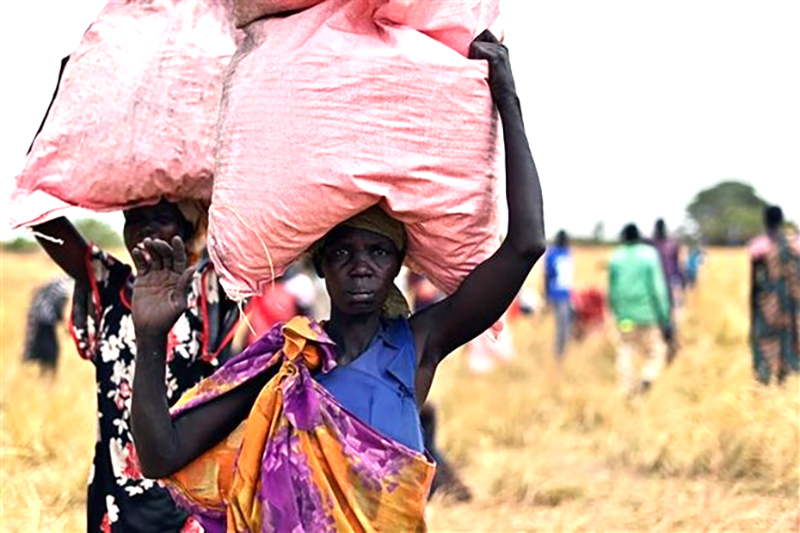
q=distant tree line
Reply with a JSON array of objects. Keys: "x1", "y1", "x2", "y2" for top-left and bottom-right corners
[
  {"x1": 2, "y1": 218, "x2": 122, "y2": 252},
  {"x1": 3, "y1": 181, "x2": 791, "y2": 252},
  {"x1": 687, "y1": 180, "x2": 794, "y2": 246},
  {"x1": 576, "y1": 180, "x2": 792, "y2": 247}
]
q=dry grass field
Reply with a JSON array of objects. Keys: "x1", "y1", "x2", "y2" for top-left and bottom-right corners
[{"x1": 1, "y1": 246, "x2": 798, "y2": 532}]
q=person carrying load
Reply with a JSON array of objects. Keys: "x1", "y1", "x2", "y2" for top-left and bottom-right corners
[{"x1": 130, "y1": 31, "x2": 544, "y2": 531}]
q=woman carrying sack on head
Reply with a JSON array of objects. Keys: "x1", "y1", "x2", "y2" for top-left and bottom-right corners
[{"x1": 130, "y1": 32, "x2": 545, "y2": 531}]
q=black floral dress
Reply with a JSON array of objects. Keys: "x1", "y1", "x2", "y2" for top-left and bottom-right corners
[{"x1": 70, "y1": 247, "x2": 239, "y2": 533}]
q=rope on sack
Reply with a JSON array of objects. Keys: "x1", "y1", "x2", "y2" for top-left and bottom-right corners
[
  {"x1": 213, "y1": 204, "x2": 278, "y2": 339},
  {"x1": 237, "y1": 298, "x2": 257, "y2": 338},
  {"x1": 213, "y1": 204, "x2": 276, "y2": 289}
]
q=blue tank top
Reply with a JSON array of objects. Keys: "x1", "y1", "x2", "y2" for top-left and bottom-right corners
[{"x1": 315, "y1": 318, "x2": 424, "y2": 452}]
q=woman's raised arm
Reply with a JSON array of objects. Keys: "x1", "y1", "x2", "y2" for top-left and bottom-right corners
[
  {"x1": 412, "y1": 31, "x2": 545, "y2": 399},
  {"x1": 129, "y1": 237, "x2": 273, "y2": 478}
]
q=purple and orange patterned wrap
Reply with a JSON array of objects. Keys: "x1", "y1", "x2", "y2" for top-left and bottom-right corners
[{"x1": 164, "y1": 317, "x2": 435, "y2": 532}]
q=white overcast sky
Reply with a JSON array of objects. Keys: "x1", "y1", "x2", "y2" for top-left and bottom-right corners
[{"x1": 1, "y1": 1, "x2": 798, "y2": 240}]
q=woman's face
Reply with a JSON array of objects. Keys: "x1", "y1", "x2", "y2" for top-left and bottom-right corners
[
  {"x1": 122, "y1": 201, "x2": 190, "y2": 254},
  {"x1": 320, "y1": 227, "x2": 402, "y2": 316}
]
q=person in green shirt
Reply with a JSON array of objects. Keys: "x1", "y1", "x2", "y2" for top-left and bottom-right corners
[{"x1": 608, "y1": 223, "x2": 671, "y2": 395}]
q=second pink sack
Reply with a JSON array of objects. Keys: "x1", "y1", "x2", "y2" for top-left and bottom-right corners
[{"x1": 208, "y1": 0, "x2": 504, "y2": 300}]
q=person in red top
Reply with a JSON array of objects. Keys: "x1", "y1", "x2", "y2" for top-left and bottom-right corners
[{"x1": 244, "y1": 281, "x2": 301, "y2": 345}]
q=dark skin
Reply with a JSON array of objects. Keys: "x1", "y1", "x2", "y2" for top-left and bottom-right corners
[
  {"x1": 319, "y1": 226, "x2": 404, "y2": 364},
  {"x1": 130, "y1": 30, "x2": 546, "y2": 479},
  {"x1": 32, "y1": 200, "x2": 193, "y2": 293}
]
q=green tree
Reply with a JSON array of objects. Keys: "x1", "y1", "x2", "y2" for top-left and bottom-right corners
[
  {"x1": 2, "y1": 218, "x2": 122, "y2": 252},
  {"x1": 74, "y1": 218, "x2": 123, "y2": 248},
  {"x1": 686, "y1": 181, "x2": 767, "y2": 245},
  {"x1": 1, "y1": 236, "x2": 38, "y2": 253}
]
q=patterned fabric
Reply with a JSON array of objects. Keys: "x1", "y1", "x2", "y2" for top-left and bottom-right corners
[
  {"x1": 165, "y1": 317, "x2": 435, "y2": 533},
  {"x1": 70, "y1": 246, "x2": 239, "y2": 533},
  {"x1": 750, "y1": 233, "x2": 800, "y2": 384}
]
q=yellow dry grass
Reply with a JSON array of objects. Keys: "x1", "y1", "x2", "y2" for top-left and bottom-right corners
[{"x1": 1, "y1": 247, "x2": 798, "y2": 532}]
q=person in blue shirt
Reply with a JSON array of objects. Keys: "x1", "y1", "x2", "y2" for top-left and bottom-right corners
[
  {"x1": 685, "y1": 244, "x2": 705, "y2": 289},
  {"x1": 545, "y1": 230, "x2": 574, "y2": 361},
  {"x1": 129, "y1": 33, "x2": 546, "y2": 528}
]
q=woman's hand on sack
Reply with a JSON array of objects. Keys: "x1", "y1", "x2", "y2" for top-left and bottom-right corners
[
  {"x1": 131, "y1": 237, "x2": 195, "y2": 338},
  {"x1": 469, "y1": 30, "x2": 517, "y2": 104}
]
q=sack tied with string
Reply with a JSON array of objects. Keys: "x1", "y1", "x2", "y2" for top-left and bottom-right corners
[{"x1": 208, "y1": 0, "x2": 505, "y2": 304}]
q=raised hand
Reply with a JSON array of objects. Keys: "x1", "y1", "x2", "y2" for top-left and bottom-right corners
[
  {"x1": 131, "y1": 236, "x2": 195, "y2": 338},
  {"x1": 469, "y1": 30, "x2": 517, "y2": 103}
]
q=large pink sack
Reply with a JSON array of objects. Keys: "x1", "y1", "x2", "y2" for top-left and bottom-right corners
[
  {"x1": 9, "y1": 0, "x2": 239, "y2": 228},
  {"x1": 233, "y1": 0, "x2": 499, "y2": 56},
  {"x1": 209, "y1": 0, "x2": 504, "y2": 299}
]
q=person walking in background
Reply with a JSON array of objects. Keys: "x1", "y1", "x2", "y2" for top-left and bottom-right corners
[
  {"x1": 608, "y1": 224, "x2": 671, "y2": 396},
  {"x1": 21, "y1": 276, "x2": 71, "y2": 378},
  {"x1": 749, "y1": 205, "x2": 800, "y2": 385},
  {"x1": 652, "y1": 219, "x2": 685, "y2": 302},
  {"x1": 685, "y1": 243, "x2": 705, "y2": 290},
  {"x1": 283, "y1": 260, "x2": 320, "y2": 318},
  {"x1": 243, "y1": 280, "x2": 302, "y2": 347},
  {"x1": 571, "y1": 287, "x2": 606, "y2": 340},
  {"x1": 408, "y1": 271, "x2": 445, "y2": 312},
  {"x1": 545, "y1": 230, "x2": 573, "y2": 362},
  {"x1": 651, "y1": 219, "x2": 683, "y2": 362}
]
